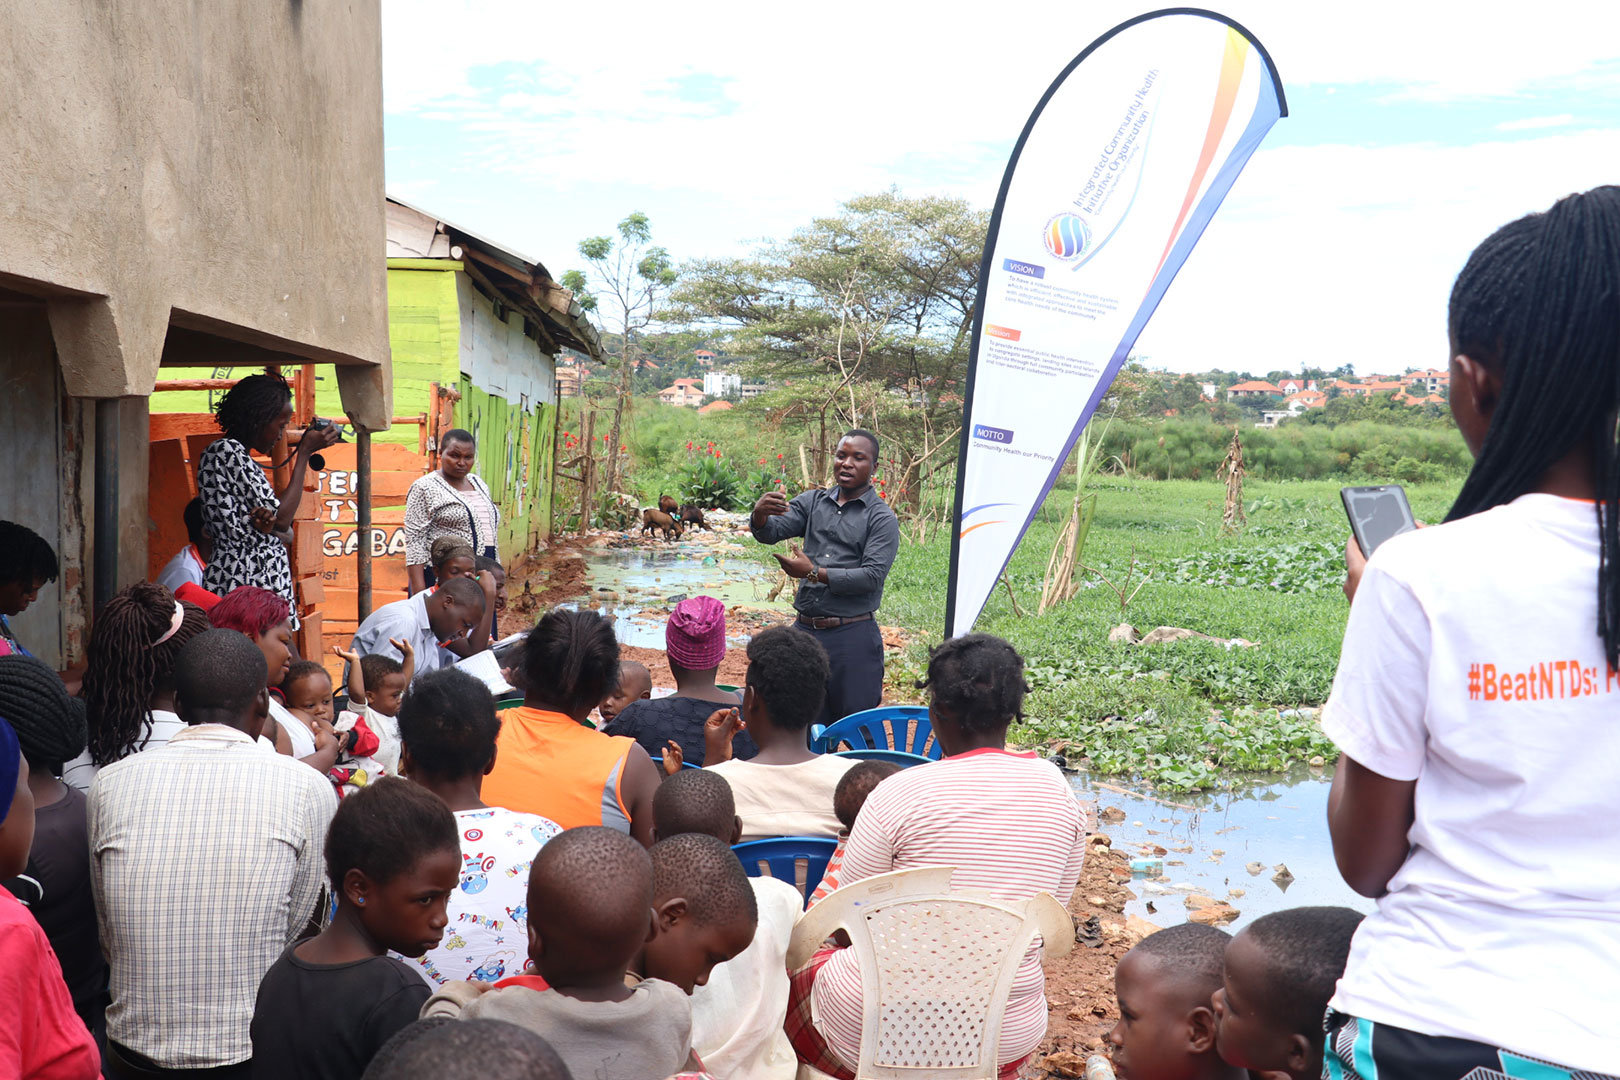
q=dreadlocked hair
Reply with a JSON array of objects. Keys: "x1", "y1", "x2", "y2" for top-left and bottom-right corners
[
  {"x1": 213, "y1": 370, "x2": 292, "y2": 445},
  {"x1": 1445, "y1": 186, "x2": 1620, "y2": 667},
  {"x1": 0, "y1": 654, "x2": 87, "y2": 774},
  {"x1": 81, "y1": 583, "x2": 211, "y2": 766},
  {"x1": 916, "y1": 633, "x2": 1029, "y2": 733}
]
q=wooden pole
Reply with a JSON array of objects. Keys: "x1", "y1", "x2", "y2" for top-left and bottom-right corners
[
  {"x1": 356, "y1": 429, "x2": 373, "y2": 623},
  {"x1": 579, "y1": 411, "x2": 595, "y2": 533}
]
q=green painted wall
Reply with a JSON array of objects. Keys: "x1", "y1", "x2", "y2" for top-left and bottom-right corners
[
  {"x1": 151, "y1": 262, "x2": 556, "y2": 547},
  {"x1": 454, "y1": 377, "x2": 555, "y2": 553}
]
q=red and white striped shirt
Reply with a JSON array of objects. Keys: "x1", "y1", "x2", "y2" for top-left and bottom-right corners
[{"x1": 809, "y1": 748, "x2": 1088, "y2": 1069}]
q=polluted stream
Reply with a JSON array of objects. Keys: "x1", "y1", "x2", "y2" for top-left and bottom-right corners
[
  {"x1": 1070, "y1": 764, "x2": 1374, "y2": 931},
  {"x1": 557, "y1": 540, "x2": 795, "y2": 649},
  {"x1": 544, "y1": 530, "x2": 1361, "y2": 930}
]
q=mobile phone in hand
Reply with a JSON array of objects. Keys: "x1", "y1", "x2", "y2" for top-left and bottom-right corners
[{"x1": 1341, "y1": 485, "x2": 1417, "y2": 557}]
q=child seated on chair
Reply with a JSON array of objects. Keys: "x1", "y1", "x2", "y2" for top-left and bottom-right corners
[
  {"x1": 807, "y1": 759, "x2": 901, "y2": 907},
  {"x1": 1109, "y1": 924, "x2": 1244, "y2": 1080},
  {"x1": 785, "y1": 634, "x2": 1087, "y2": 1080},
  {"x1": 598, "y1": 660, "x2": 651, "y2": 727},
  {"x1": 702, "y1": 626, "x2": 853, "y2": 840},
  {"x1": 652, "y1": 769, "x2": 803, "y2": 1079},
  {"x1": 421, "y1": 826, "x2": 698, "y2": 1080},
  {"x1": 1211, "y1": 907, "x2": 1365, "y2": 1080}
]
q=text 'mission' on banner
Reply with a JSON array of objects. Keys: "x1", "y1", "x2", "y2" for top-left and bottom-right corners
[{"x1": 944, "y1": 8, "x2": 1286, "y2": 639}]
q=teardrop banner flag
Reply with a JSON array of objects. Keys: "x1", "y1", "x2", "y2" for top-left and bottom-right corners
[{"x1": 944, "y1": 8, "x2": 1286, "y2": 639}]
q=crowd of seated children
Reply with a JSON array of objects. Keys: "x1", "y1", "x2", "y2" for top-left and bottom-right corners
[
  {"x1": 1109, "y1": 923, "x2": 1240, "y2": 1080},
  {"x1": 598, "y1": 659, "x2": 652, "y2": 726},
  {"x1": 701, "y1": 625, "x2": 851, "y2": 840},
  {"x1": 64, "y1": 582, "x2": 213, "y2": 790},
  {"x1": 807, "y1": 758, "x2": 901, "y2": 906},
  {"x1": 421, "y1": 826, "x2": 697, "y2": 1080},
  {"x1": 362, "y1": 1018, "x2": 574, "y2": 1080},
  {"x1": 251, "y1": 777, "x2": 460, "y2": 1078},
  {"x1": 653, "y1": 768, "x2": 803, "y2": 1079},
  {"x1": 482, "y1": 609, "x2": 659, "y2": 842},
  {"x1": 0, "y1": 686, "x2": 100, "y2": 1078},
  {"x1": 0, "y1": 656, "x2": 106, "y2": 1050},
  {"x1": 604, "y1": 597, "x2": 755, "y2": 767},
  {"x1": 394, "y1": 667, "x2": 562, "y2": 987}
]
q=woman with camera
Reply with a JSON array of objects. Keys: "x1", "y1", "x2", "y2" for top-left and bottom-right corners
[{"x1": 196, "y1": 371, "x2": 341, "y2": 625}]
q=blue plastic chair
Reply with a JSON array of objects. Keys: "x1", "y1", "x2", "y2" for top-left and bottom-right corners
[
  {"x1": 810, "y1": 706, "x2": 939, "y2": 759},
  {"x1": 732, "y1": 836, "x2": 839, "y2": 909},
  {"x1": 833, "y1": 747, "x2": 932, "y2": 769}
]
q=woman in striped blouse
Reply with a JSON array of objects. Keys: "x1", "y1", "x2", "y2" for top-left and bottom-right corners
[
  {"x1": 787, "y1": 634, "x2": 1088, "y2": 1079},
  {"x1": 404, "y1": 429, "x2": 500, "y2": 596}
]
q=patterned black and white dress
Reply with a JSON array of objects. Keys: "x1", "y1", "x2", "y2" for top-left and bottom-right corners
[{"x1": 197, "y1": 437, "x2": 295, "y2": 623}]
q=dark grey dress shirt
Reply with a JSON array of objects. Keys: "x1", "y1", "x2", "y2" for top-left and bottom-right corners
[{"x1": 750, "y1": 485, "x2": 901, "y2": 617}]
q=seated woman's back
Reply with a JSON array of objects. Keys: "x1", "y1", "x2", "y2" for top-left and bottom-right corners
[
  {"x1": 805, "y1": 635, "x2": 1086, "y2": 1074},
  {"x1": 481, "y1": 609, "x2": 659, "y2": 846}
]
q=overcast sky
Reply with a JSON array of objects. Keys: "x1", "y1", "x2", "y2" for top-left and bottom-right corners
[{"x1": 381, "y1": 0, "x2": 1620, "y2": 375}]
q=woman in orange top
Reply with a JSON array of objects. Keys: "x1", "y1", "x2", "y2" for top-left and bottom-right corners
[{"x1": 481, "y1": 610, "x2": 660, "y2": 846}]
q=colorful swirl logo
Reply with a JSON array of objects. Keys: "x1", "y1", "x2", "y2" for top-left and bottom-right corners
[{"x1": 1043, "y1": 213, "x2": 1091, "y2": 261}]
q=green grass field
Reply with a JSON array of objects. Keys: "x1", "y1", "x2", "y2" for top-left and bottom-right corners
[{"x1": 743, "y1": 475, "x2": 1462, "y2": 789}]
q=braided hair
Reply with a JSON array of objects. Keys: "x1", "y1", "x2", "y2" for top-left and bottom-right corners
[
  {"x1": 916, "y1": 633, "x2": 1029, "y2": 733},
  {"x1": 521, "y1": 609, "x2": 620, "y2": 717},
  {"x1": 81, "y1": 583, "x2": 211, "y2": 766},
  {"x1": 213, "y1": 370, "x2": 292, "y2": 445},
  {"x1": 0, "y1": 654, "x2": 86, "y2": 774},
  {"x1": 1446, "y1": 186, "x2": 1620, "y2": 665}
]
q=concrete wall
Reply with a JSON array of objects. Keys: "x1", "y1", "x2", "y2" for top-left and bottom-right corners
[
  {"x1": 0, "y1": 310, "x2": 93, "y2": 668},
  {"x1": 0, "y1": 0, "x2": 391, "y2": 425}
]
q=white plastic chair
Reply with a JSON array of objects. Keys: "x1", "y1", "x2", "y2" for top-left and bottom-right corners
[{"x1": 788, "y1": 866, "x2": 1075, "y2": 1080}]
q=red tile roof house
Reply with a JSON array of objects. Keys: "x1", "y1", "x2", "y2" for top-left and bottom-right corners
[{"x1": 1226, "y1": 380, "x2": 1284, "y2": 400}]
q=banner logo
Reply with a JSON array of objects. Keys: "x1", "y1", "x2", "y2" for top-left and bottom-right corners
[{"x1": 1043, "y1": 212, "x2": 1093, "y2": 260}]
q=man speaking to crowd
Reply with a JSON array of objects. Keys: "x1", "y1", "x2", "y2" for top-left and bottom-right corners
[{"x1": 751, "y1": 430, "x2": 899, "y2": 725}]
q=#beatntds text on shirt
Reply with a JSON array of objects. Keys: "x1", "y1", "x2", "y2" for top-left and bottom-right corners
[{"x1": 1466, "y1": 658, "x2": 1620, "y2": 702}]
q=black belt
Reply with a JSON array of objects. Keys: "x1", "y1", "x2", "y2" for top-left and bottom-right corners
[{"x1": 797, "y1": 612, "x2": 873, "y2": 630}]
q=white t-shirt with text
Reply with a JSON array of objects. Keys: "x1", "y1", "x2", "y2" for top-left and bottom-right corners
[{"x1": 1323, "y1": 494, "x2": 1620, "y2": 1071}]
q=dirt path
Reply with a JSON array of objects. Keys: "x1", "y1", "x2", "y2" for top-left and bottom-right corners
[{"x1": 1029, "y1": 832, "x2": 1137, "y2": 1077}]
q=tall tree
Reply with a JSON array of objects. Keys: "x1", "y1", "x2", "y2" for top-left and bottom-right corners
[
  {"x1": 670, "y1": 190, "x2": 987, "y2": 505},
  {"x1": 561, "y1": 213, "x2": 676, "y2": 493}
]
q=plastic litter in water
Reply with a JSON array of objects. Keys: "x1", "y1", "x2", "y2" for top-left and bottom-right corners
[{"x1": 1128, "y1": 856, "x2": 1163, "y2": 876}]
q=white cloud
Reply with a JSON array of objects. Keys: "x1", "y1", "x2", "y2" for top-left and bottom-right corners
[
  {"x1": 1133, "y1": 128, "x2": 1620, "y2": 373},
  {"x1": 1494, "y1": 113, "x2": 1576, "y2": 131}
]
